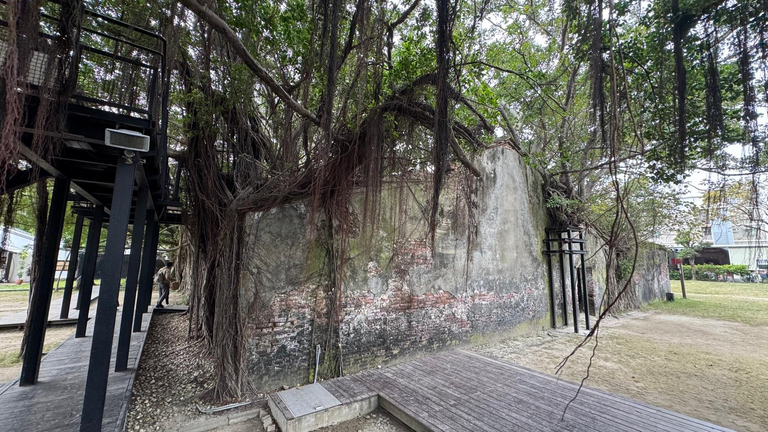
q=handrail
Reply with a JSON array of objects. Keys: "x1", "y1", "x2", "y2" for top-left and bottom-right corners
[{"x1": 1, "y1": 0, "x2": 171, "y2": 196}]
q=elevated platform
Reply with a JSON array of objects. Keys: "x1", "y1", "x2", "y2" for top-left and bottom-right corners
[
  {"x1": 0, "y1": 4, "x2": 184, "y2": 429},
  {"x1": 0, "y1": 308, "x2": 153, "y2": 432},
  {"x1": 269, "y1": 350, "x2": 732, "y2": 432}
]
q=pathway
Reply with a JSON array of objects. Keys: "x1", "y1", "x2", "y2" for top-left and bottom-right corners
[
  {"x1": 0, "y1": 287, "x2": 100, "y2": 328},
  {"x1": 0, "y1": 306, "x2": 151, "y2": 432}
]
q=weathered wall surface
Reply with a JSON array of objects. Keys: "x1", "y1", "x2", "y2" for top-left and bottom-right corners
[
  {"x1": 629, "y1": 247, "x2": 670, "y2": 304},
  {"x1": 236, "y1": 148, "x2": 669, "y2": 391},
  {"x1": 239, "y1": 148, "x2": 551, "y2": 389}
]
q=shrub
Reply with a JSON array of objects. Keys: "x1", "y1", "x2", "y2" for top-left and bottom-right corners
[{"x1": 669, "y1": 264, "x2": 751, "y2": 281}]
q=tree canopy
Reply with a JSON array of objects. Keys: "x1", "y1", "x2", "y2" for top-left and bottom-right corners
[{"x1": 1, "y1": 0, "x2": 766, "y2": 400}]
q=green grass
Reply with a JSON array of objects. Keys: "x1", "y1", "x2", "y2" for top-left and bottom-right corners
[
  {"x1": 0, "y1": 350, "x2": 21, "y2": 368},
  {"x1": 670, "y1": 280, "x2": 768, "y2": 299},
  {"x1": 0, "y1": 283, "x2": 30, "y2": 291},
  {"x1": 0, "y1": 278, "x2": 127, "y2": 292},
  {"x1": 644, "y1": 280, "x2": 768, "y2": 326}
]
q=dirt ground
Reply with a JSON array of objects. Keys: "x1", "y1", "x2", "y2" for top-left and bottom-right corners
[
  {"x1": 473, "y1": 310, "x2": 768, "y2": 432},
  {"x1": 0, "y1": 290, "x2": 64, "y2": 317}
]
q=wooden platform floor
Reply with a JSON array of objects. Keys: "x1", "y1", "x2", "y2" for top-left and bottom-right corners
[
  {"x1": 316, "y1": 350, "x2": 732, "y2": 432},
  {"x1": 0, "y1": 287, "x2": 100, "y2": 329},
  {"x1": 0, "y1": 306, "x2": 151, "y2": 432}
]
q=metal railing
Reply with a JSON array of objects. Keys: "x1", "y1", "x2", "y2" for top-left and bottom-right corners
[{"x1": 0, "y1": 1, "x2": 171, "y2": 194}]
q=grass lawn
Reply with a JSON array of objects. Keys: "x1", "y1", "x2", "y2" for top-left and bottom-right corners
[
  {"x1": 474, "y1": 279, "x2": 768, "y2": 431},
  {"x1": 643, "y1": 280, "x2": 768, "y2": 326},
  {"x1": 0, "y1": 278, "x2": 126, "y2": 293},
  {"x1": 670, "y1": 279, "x2": 768, "y2": 298},
  {"x1": 0, "y1": 283, "x2": 31, "y2": 291}
]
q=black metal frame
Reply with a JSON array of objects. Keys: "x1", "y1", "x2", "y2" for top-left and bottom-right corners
[
  {"x1": 543, "y1": 226, "x2": 591, "y2": 333},
  {"x1": 115, "y1": 186, "x2": 148, "y2": 372},
  {"x1": 19, "y1": 177, "x2": 70, "y2": 385},
  {"x1": 134, "y1": 215, "x2": 158, "y2": 332},
  {"x1": 81, "y1": 153, "x2": 137, "y2": 431},
  {"x1": 59, "y1": 214, "x2": 84, "y2": 319},
  {"x1": 0, "y1": 3, "x2": 184, "y2": 429},
  {"x1": 76, "y1": 205, "x2": 103, "y2": 338}
]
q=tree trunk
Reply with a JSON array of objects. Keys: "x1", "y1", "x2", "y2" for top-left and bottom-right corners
[
  {"x1": 20, "y1": 180, "x2": 49, "y2": 357},
  {"x1": 689, "y1": 258, "x2": 696, "y2": 281},
  {"x1": 604, "y1": 248, "x2": 640, "y2": 312}
]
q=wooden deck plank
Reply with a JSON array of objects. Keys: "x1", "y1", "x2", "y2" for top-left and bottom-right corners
[
  {"x1": 0, "y1": 287, "x2": 100, "y2": 328},
  {"x1": 429, "y1": 352, "x2": 650, "y2": 432},
  {"x1": 0, "y1": 308, "x2": 152, "y2": 432},
  {"x1": 306, "y1": 349, "x2": 732, "y2": 432},
  {"x1": 445, "y1": 351, "x2": 695, "y2": 431},
  {"x1": 404, "y1": 356, "x2": 583, "y2": 432},
  {"x1": 401, "y1": 357, "x2": 563, "y2": 432},
  {"x1": 456, "y1": 351, "x2": 727, "y2": 431},
  {"x1": 414, "y1": 353, "x2": 635, "y2": 432},
  {"x1": 377, "y1": 366, "x2": 495, "y2": 432}
]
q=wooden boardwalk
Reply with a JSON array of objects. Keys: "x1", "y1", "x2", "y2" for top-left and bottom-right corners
[
  {"x1": 0, "y1": 287, "x2": 100, "y2": 329},
  {"x1": 273, "y1": 350, "x2": 732, "y2": 432},
  {"x1": 0, "y1": 307, "x2": 151, "y2": 432}
]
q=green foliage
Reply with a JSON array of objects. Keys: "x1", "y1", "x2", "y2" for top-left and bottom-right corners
[
  {"x1": 669, "y1": 264, "x2": 751, "y2": 281},
  {"x1": 546, "y1": 195, "x2": 580, "y2": 212},
  {"x1": 617, "y1": 257, "x2": 634, "y2": 281}
]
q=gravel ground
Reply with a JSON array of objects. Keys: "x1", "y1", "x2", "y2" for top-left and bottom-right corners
[
  {"x1": 126, "y1": 313, "x2": 267, "y2": 432},
  {"x1": 126, "y1": 314, "x2": 411, "y2": 431},
  {"x1": 316, "y1": 408, "x2": 411, "y2": 432}
]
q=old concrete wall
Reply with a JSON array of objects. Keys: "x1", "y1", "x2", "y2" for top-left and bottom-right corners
[
  {"x1": 629, "y1": 246, "x2": 670, "y2": 304},
  {"x1": 239, "y1": 148, "x2": 551, "y2": 390},
  {"x1": 236, "y1": 147, "x2": 669, "y2": 391}
]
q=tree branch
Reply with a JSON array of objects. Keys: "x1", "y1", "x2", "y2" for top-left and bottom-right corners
[{"x1": 180, "y1": 0, "x2": 321, "y2": 126}]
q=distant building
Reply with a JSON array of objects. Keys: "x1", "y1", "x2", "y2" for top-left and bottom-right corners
[
  {"x1": 653, "y1": 197, "x2": 768, "y2": 271},
  {"x1": 0, "y1": 226, "x2": 34, "y2": 282},
  {"x1": 0, "y1": 226, "x2": 75, "y2": 283}
]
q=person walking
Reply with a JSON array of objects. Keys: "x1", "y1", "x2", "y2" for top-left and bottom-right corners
[{"x1": 154, "y1": 261, "x2": 174, "y2": 308}]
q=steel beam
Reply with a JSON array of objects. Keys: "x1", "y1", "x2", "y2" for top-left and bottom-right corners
[
  {"x1": 81, "y1": 153, "x2": 137, "y2": 431},
  {"x1": 115, "y1": 186, "x2": 148, "y2": 371},
  {"x1": 60, "y1": 214, "x2": 84, "y2": 319},
  {"x1": 76, "y1": 205, "x2": 103, "y2": 338},
  {"x1": 567, "y1": 230, "x2": 579, "y2": 333},
  {"x1": 579, "y1": 231, "x2": 591, "y2": 330},
  {"x1": 17, "y1": 144, "x2": 108, "y2": 213},
  {"x1": 133, "y1": 215, "x2": 158, "y2": 332},
  {"x1": 544, "y1": 233, "x2": 556, "y2": 329},
  {"x1": 19, "y1": 177, "x2": 70, "y2": 385},
  {"x1": 557, "y1": 233, "x2": 568, "y2": 326},
  {"x1": 0, "y1": 169, "x2": 52, "y2": 195}
]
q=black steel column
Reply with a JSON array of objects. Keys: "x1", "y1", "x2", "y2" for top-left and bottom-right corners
[
  {"x1": 567, "y1": 229, "x2": 579, "y2": 333},
  {"x1": 81, "y1": 154, "x2": 137, "y2": 431},
  {"x1": 76, "y1": 205, "x2": 103, "y2": 338},
  {"x1": 19, "y1": 177, "x2": 70, "y2": 385},
  {"x1": 60, "y1": 214, "x2": 84, "y2": 319},
  {"x1": 133, "y1": 215, "x2": 158, "y2": 332},
  {"x1": 579, "y1": 231, "x2": 591, "y2": 330},
  {"x1": 115, "y1": 186, "x2": 148, "y2": 371},
  {"x1": 557, "y1": 232, "x2": 568, "y2": 326},
  {"x1": 544, "y1": 232, "x2": 556, "y2": 329}
]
